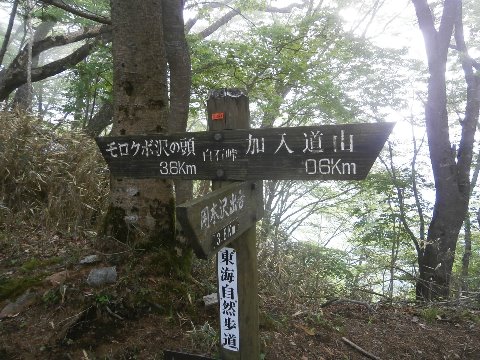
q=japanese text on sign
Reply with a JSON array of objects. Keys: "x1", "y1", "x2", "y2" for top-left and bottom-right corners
[
  {"x1": 201, "y1": 189, "x2": 245, "y2": 230},
  {"x1": 218, "y1": 247, "x2": 239, "y2": 352},
  {"x1": 212, "y1": 221, "x2": 239, "y2": 248},
  {"x1": 104, "y1": 138, "x2": 196, "y2": 158},
  {"x1": 96, "y1": 122, "x2": 398, "y2": 180}
]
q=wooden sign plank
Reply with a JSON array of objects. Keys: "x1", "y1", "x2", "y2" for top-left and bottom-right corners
[
  {"x1": 96, "y1": 122, "x2": 395, "y2": 181},
  {"x1": 176, "y1": 181, "x2": 263, "y2": 259},
  {"x1": 163, "y1": 350, "x2": 214, "y2": 360}
]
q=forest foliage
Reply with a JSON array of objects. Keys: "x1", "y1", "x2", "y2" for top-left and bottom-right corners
[{"x1": 0, "y1": 0, "x2": 479, "y2": 304}]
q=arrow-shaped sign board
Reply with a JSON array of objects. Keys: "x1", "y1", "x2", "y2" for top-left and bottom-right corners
[
  {"x1": 96, "y1": 122, "x2": 394, "y2": 181},
  {"x1": 176, "y1": 181, "x2": 263, "y2": 259}
]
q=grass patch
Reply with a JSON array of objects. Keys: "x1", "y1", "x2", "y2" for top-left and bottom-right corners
[
  {"x1": 21, "y1": 257, "x2": 63, "y2": 272},
  {"x1": 419, "y1": 307, "x2": 445, "y2": 323},
  {"x1": 0, "y1": 275, "x2": 44, "y2": 302}
]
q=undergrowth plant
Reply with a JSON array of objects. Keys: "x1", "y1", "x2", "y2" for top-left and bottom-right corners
[
  {"x1": 0, "y1": 110, "x2": 109, "y2": 240},
  {"x1": 186, "y1": 321, "x2": 218, "y2": 354}
]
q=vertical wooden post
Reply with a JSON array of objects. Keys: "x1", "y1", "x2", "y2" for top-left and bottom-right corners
[{"x1": 207, "y1": 89, "x2": 260, "y2": 360}]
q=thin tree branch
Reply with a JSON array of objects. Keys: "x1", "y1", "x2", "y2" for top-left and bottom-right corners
[
  {"x1": 31, "y1": 41, "x2": 100, "y2": 81},
  {"x1": 453, "y1": 3, "x2": 480, "y2": 184},
  {"x1": 0, "y1": 0, "x2": 19, "y2": 66},
  {"x1": 0, "y1": 32, "x2": 110, "y2": 101},
  {"x1": 265, "y1": 2, "x2": 307, "y2": 13},
  {"x1": 37, "y1": 0, "x2": 111, "y2": 25},
  {"x1": 411, "y1": 0, "x2": 438, "y2": 58},
  {"x1": 378, "y1": 142, "x2": 421, "y2": 256},
  {"x1": 411, "y1": 126, "x2": 426, "y2": 242},
  {"x1": 281, "y1": 186, "x2": 357, "y2": 225},
  {"x1": 189, "y1": 0, "x2": 306, "y2": 37},
  {"x1": 185, "y1": 17, "x2": 197, "y2": 33},
  {"x1": 30, "y1": 25, "x2": 110, "y2": 57},
  {"x1": 321, "y1": 298, "x2": 374, "y2": 312},
  {"x1": 85, "y1": 101, "x2": 113, "y2": 137},
  {"x1": 342, "y1": 337, "x2": 382, "y2": 360},
  {"x1": 470, "y1": 150, "x2": 480, "y2": 194},
  {"x1": 437, "y1": 0, "x2": 459, "y2": 53},
  {"x1": 197, "y1": 9, "x2": 240, "y2": 39}
]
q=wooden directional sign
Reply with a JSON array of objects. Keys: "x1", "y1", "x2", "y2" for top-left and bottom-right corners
[
  {"x1": 96, "y1": 122, "x2": 395, "y2": 181},
  {"x1": 176, "y1": 181, "x2": 263, "y2": 259},
  {"x1": 164, "y1": 350, "x2": 214, "y2": 360}
]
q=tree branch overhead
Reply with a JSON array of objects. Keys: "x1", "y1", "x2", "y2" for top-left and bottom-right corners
[{"x1": 38, "y1": 0, "x2": 111, "y2": 24}]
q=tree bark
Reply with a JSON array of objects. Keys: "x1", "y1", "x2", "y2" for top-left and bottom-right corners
[
  {"x1": 459, "y1": 150, "x2": 480, "y2": 295},
  {"x1": 104, "y1": 0, "x2": 191, "y2": 275},
  {"x1": 163, "y1": 0, "x2": 193, "y2": 206},
  {"x1": 412, "y1": 0, "x2": 480, "y2": 300},
  {"x1": 0, "y1": 0, "x2": 19, "y2": 67},
  {"x1": 0, "y1": 25, "x2": 110, "y2": 101},
  {"x1": 85, "y1": 101, "x2": 113, "y2": 137},
  {"x1": 12, "y1": 21, "x2": 56, "y2": 110}
]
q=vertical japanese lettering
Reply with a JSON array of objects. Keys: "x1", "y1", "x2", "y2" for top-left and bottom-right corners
[
  {"x1": 218, "y1": 247, "x2": 239, "y2": 352},
  {"x1": 200, "y1": 207, "x2": 209, "y2": 230},
  {"x1": 220, "y1": 248, "x2": 235, "y2": 266},
  {"x1": 198, "y1": 188, "x2": 248, "y2": 230}
]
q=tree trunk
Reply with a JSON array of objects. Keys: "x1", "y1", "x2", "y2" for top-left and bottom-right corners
[
  {"x1": 412, "y1": 0, "x2": 480, "y2": 300},
  {"x1": 0, "y1": 0, "x2": 19, "y2": 67},
  {"x1": 12, "y1": 21, "x2": 55, "y2": 110},
  {"x1": 103, "y1": 0, "x2": 191, "y2": 275},
  {"x1": 459, "y1": 151, "x2": 480, "y2": 296},
  {"x1": 163, "y1": 0, "x2": 193, "y2": 206},
  {"x1": 417, "y1": 207, "x2": 466, "y2": 299},
  {"x1": 85, "y1": 101, "x2": 113, "y2": 137},
  {"x1": 460, "y1": 217, "x2": 472, "y2": 295}
]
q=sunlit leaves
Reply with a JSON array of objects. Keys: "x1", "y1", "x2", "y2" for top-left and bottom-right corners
[
  {"x1": 62, "y1": 43, "x2": 112, "y2": 129},
  {"x1": 190, "y1": 3, "x2": 414, "y2": 130},
  {"x1": 34, "y1": 0, "x2": 110, "y2": 27}
]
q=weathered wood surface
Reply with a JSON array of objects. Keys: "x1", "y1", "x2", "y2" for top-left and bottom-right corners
[
  {"x1": 176, "y1": 181, "x2": 263, "y2": 259},
  {"x1": 163, "y1": 350, "x2": 214, "y2": 360},
  {"x1": 96, "y1": 122, "x2": 395, "y2": 181},
  {"x1": 206, "y1": 89, "x2": 260, "y2": 360}
]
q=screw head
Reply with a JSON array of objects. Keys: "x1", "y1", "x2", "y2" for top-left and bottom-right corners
[
  {"x1": 216, "y1": 169, "x2": 225, "y2": 178},
  {"x1": 214, "y1": 133, "x2": 222, "y2": 141}
]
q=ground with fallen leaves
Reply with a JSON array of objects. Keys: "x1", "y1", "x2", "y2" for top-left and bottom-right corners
[{"x1": 1, "y1": 231, "x2": 480, "y2": 360}]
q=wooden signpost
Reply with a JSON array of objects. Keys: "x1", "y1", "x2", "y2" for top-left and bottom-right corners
[
  {"x1": 95, "y1": 123, "x2": 394, "y2": 181},
  {"x1": 206, "y1": 89, "x2": 260, "y2": 359},
  {"x1": 163, "y1": 350, "x2": 214, "y2": 360},
  {"x1": 96, "y1": 88, "x2": 394, "y2": 360},
  {"x1": 176, "y1": 181, "x2": 263, "y2": 259}
]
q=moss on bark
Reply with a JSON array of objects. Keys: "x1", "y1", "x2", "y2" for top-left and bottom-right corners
[{"x1": 100, "y1": 198, "x2": 192, "y2": 279}]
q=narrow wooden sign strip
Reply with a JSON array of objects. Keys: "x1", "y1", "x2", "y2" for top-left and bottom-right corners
[
  {"x1": 163, "y1": 350, "x2": 214, "y2": 360},
  {"x1": 176, "y1": 181, "x2": 263, "y2": 259},
  {"x1": 96, "y1": 122, "x2": 395, "y2": 181},
  {"x1": 218, "y1": 247, "x2": 240, "y2": 352}
]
